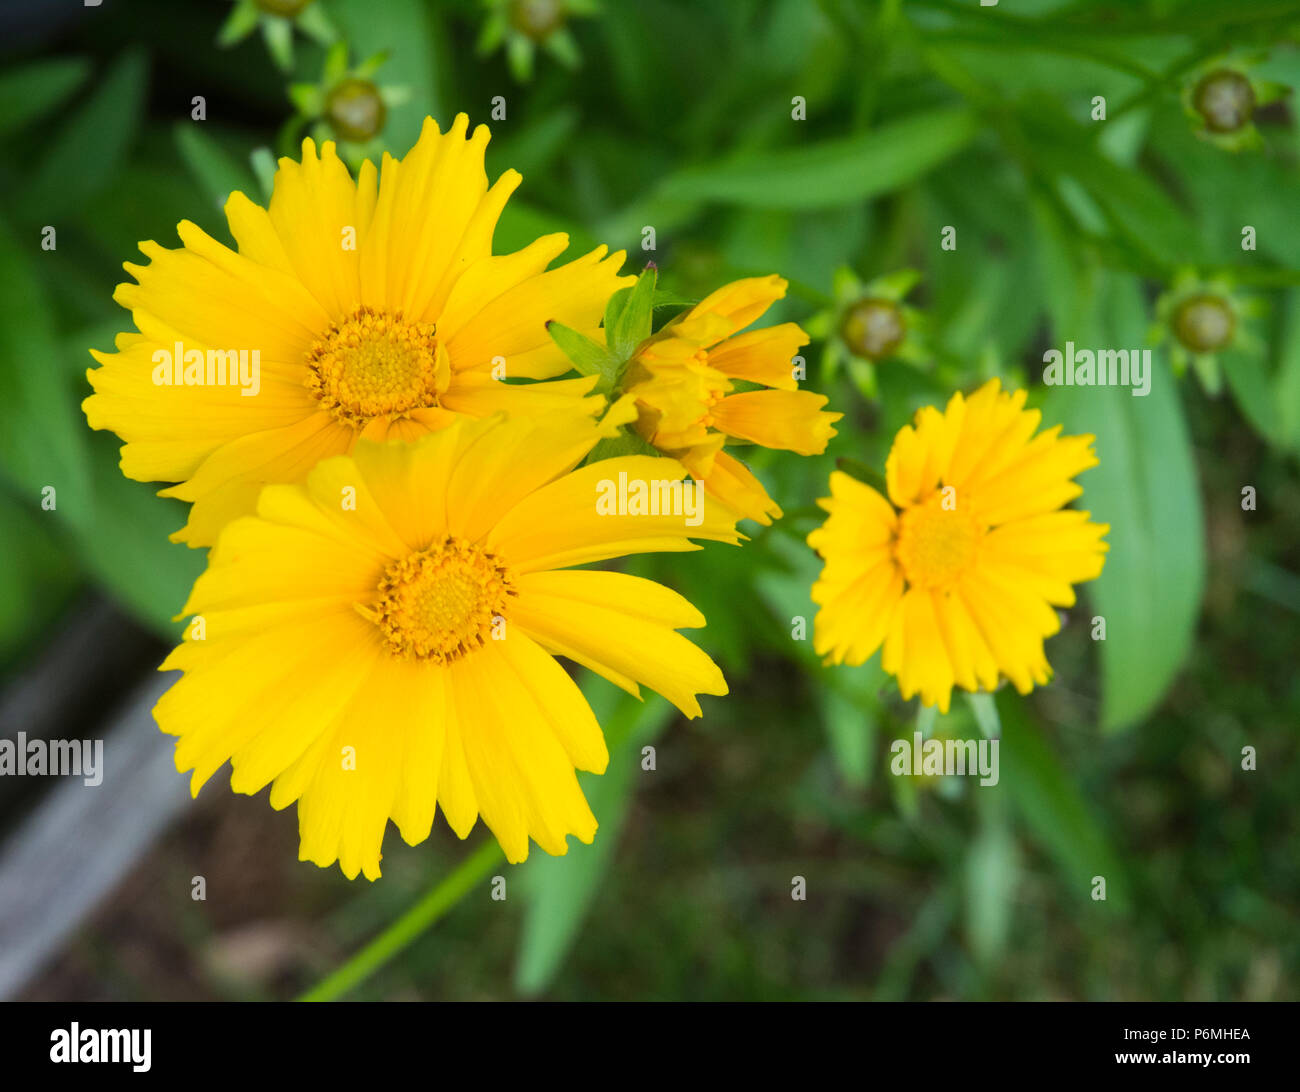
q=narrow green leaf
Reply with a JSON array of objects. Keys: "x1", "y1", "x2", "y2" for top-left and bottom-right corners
[
  {"x1": 822, "y1": 687, "x2": 874, "y2": 789},
  {"x1": 0, "y1": 220, "x2": 92, "y2": 530},
  {"x1": 20, "y1": 50, "x2": 147, "y2": 221},
  {"x1": 965, "y1": 791, "x2": 1018, "y2": 968},
  {"x1": 174, "y1": 124, "x2": 259, "y2": 213},
  {"x1": 657, "y1": 106, "x2": 979, "y2": 209},
  {"x1": 1043, "y1": 276, "x2": 1205, "y2": 732},
  {"x1": 998, "y1": 693, "x2": 1129, "y2": 910},
  {"x1": 0, "y1": 57, "x2": 90, "y2": 139},
  {"x1": 514, "y1": 689, "x2": 674, "y2": 995},
  {"x1": 1222, "y1": 348, "x2": 1286, "y2": 450},
  {"x1": 72, "y1": 435, "x2": 205, "y2": 638}
]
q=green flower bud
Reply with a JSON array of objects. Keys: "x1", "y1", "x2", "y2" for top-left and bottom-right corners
[
  {"x1": 840, "y1": 298, "x2": 906, "y2": 361},
  {"x1": 510, "y1": 0, "x2": 566, "y2": 41},
  {"x1": 255, "y1": 0, "x2": 314, "y2": 17},
  {"x1": 1192, "y1": 69, "x2": 1256, "y2": 134},
  {"x1": 325, "y1": 78, "x2": 387, "y2": 143},
  {"x1": 1173, "y1": 294, "x2": 1236, "y2": 353}
]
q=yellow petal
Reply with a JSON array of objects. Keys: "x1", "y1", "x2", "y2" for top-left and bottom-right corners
[
  {"x1": 512, "y1": 569, "x2": 726, "y2": 718},
  {"x1": 705, "y1": 322, "x2": 809, "y2": 390},
  {"x1": 710, "y1": 389, "x2": 840, "y2": 455}
]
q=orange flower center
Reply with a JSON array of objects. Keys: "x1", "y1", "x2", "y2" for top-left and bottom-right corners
[
  {"x1": 306, "y1": 307, "x2": 446, "y2": 427},
  {"x1": 895, "y1": 493, "x2": 983, "y2": 590},
  {"x1": 360, "y1": 536, "x2": 516, "y2": 663}
]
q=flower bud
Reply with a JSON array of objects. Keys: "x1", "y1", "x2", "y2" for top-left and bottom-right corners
[
  {"x1": 1173, "y1": 294, "x2": 1235, "y2": 353},
  {"x1": 510, "y1": 0, "x2": 566, "y2": 41},
  {"x1": 1192, "y1": 69, "x2": 1256, "y2": 134},
  {"x1": 325, "y1": 78, "x2": 387, "y2": 143},
  {"x1": 255, "y1": 0, "x2": 314, "y2": 16},
  {"x1": 840, "y1": 298, "x2": 906, "y2": 361}
]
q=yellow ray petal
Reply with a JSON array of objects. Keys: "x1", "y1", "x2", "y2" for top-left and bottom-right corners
[
  {"x1": 511, "y1": 568, "x2": 725, "y2": 718},
  {"x1": 705, "y1": 322, "x2": 809, "y2": 390},
  {"x1": 487, "y1": 454, "x2": 741, "y2": 572},
  {"x1": 161, "y1": 412, "x2": 352, "y2": 547},
  {"x1": 710, "y1": 389, "x2": 840, "y2": 455}
]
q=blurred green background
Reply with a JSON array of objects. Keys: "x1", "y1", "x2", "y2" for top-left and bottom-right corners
[{"x1": 1, "y1": 0, "x2": 1298, "y2": 1001}]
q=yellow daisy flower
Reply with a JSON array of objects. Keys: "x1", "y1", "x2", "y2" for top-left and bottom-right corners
[
  {"x1": 622, "y1": 275, "x2": 841, "y2": 525},
  {"x1": 808, "y1": 379, "x2": 1109, "y2": 712},
  {"x1": 85, "y1": 113, "x2": 630, "y2": 547},
  {"x1": 157, "y1": 408, "x2": 740, "y2": 878}
]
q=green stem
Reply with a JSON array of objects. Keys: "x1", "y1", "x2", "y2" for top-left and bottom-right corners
[
  {"x1": 298, "y1": 839, "x2": 504, "y2": 1002},
  {"x1": 916, "y1": 702, "x2": 938, "y2": 739},
  {"x1": 966, "y1": 690, "x2": 1002, "y2": 740}
]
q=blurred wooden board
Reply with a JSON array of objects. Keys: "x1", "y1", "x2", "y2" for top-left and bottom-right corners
[{"x1": 0, "y1": 673, "x2": 188, "y2": 998}]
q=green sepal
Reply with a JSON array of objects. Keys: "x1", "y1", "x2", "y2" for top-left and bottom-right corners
[
  {"x1": 607, "y1": 268, "x2": 656, "y2": 360},
  {"x1": 546, "y1": 321, "x2": 622, "y2": 390}
]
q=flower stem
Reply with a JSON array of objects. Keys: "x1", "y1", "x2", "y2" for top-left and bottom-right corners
[{"x1": 298, "y1": 839, "x2": 504, "y2": 1001}]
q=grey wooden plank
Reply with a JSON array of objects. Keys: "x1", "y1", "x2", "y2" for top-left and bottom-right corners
[{"x1": 0, "y1": 672, "x2": 189, "y2": 998}]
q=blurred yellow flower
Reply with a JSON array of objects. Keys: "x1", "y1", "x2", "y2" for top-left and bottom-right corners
[
  {"x1": 85, "y1": 113, "x2": 630, "y2": 547},
  {"x1": 622, "y1": 275, "x2": 840, "y2": 525},
  {"x1": 808, "y1": 379, "x2": 1108, "y2": 712},
  {"x1": 156, "y1": 409, "x2": 740, "y2": 878}
]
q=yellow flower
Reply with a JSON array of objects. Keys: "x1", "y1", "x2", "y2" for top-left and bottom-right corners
[
  {"x1": 622, "y1": 275, "x2": 840, "y2": 525},
  {"x1": 808, "y1": 379, "x2": 1109, "y2": 712},
  {"x1": 85, "y1": 113, "x2": 630, "y2": 547},
  {"x1": 156, "y1": 408, "x2": 740, "y2": 878}
]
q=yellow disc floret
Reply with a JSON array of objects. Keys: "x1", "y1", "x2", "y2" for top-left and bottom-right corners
[
  {"x1": 306, "y1": 307, "x2": 446, "y2": 427},
  {"x1": 895, "y1": 492, "x2": 983, "y2": 591},
  {"x1": 362, "y1": 535, "x2": 516, "y2": 663}
]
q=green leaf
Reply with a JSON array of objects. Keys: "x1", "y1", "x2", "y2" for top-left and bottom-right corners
[
  {"x1": 822, "y1": 685, "x2": 876, "y2": 790},
  {"x1": 1275, "y1": 289, "x2": 1300, "y2": 452},
  {"x1": 19, "y1": 50, "x2": 147, "y2": 222},
  {"x1": 174, "y1": 124, "x2": 259, "y2": 214},
  {"x1": 0, "y1": 219, "x2": 92, "y2": 530},
  {"x1": 965, "y1": 791, "x2": 1018, "y2": 968},
  {"x1": 0, "y1": 57, "x2": 90, "y2": 139},
  {"x1": 1221, "y1": 348, "x2": 1286, "y2": 450},
  {"x1": 966, "y1": 691, "x2": 1001, "y2": 739},
  {"x1": 1030, "y1": 117, "x2": 1202, "y2": 270},
  {"x1": 1043, "y1": 276, "x2": 1205, "y2": 732},
  {"x1": 656, "y1": 106, "x2": 979, "y2": 209},
  {"x1": 72, "y1": 434, "x2": 205, "y2": 639},
  {"x1": 514, "y1": 688, "x2": 675, "y2": 995},
  {"x1": 216, "y1": 0, "x2": 261, "y2": 47},
  {"x1": 0, "y1": 490, "x2": 80, "y2": 667},
  {"x1": 997, "y1": 692, "x2": 1129, "y2": 910}
]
